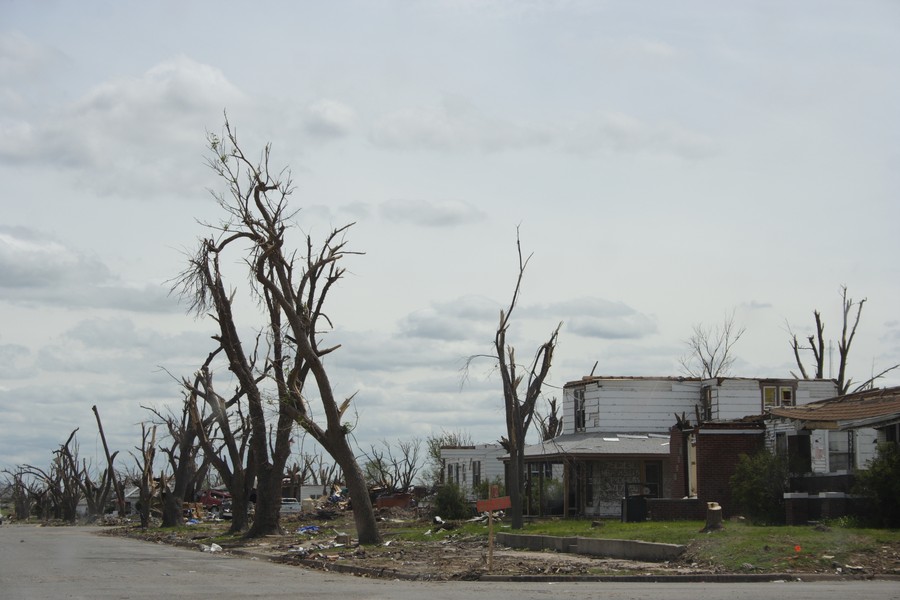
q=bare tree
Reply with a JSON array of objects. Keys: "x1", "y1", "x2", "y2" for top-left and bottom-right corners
[
  {"x1": 173, "y1": 119, "x2": 380, "y2": 542},
  {"x1": 679, "y1": 311, "x2": 746, "y2": 379},
  {"x1": 185, "y1": 362, "x2": 253, "y2": 533},
  {"x1": 23, "y1": 430, "x2": 83, "y2": 522},
  {"x1": 789, "y1": 285, "x2": 899, "y2": 394},
  {"x1": 361, "y1": 438, "x2": 423, "y2": 493},
  {"x1": 92, "y1": 405, "x2": 126, "y2": 517},
  {"x1": 130, "y1": 423, "x2": 157, "y2": 529},
  {"x1": 145, "y1": 387, "x2": 214, "y2": 528},
  {"x1": 466, "y1": 228, "x2": 561, "y2": 529},
  {"x1": 536, "y1": 397, "x2": 563, "y2": 441},
  {"x1": 1, "y1": 468, "x2": 32, "y2": 520}
]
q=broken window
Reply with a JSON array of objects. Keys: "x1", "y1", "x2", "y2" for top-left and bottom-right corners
[
  {"x1": 701, "y1": 387, "x2": 713, "y2": 421},
  {"x1": 828, "y1": 431, "x2": 853, "y2": 472},
  {"x1": 574, "y1": 388, "x2": 586, "y2": 432},
  {"x1": 762, "y1": 383, "x2": 796, "y2": 411}
]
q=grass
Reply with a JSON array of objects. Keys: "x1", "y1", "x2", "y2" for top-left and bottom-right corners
[
  {"x1": 381, "y1": 516, "x2": 900, "y2": 572},
  {"x1": 519, "y1": 518, "x2": 900, "y2": 572}
]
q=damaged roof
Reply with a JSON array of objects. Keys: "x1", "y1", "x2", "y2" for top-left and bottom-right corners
[
  {"x1": 519, "y1": 433, "x2": 671, "y2": 461},
  {"x1": 768, "y1": 386, "x2": 900, "y2": 430}
]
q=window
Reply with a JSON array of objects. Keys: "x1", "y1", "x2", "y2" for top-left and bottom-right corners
[
  {"x1": 472, "y1": 461, "x2": 481, "y2": 487},
  {"x1": 446, "y1": 464, "x2": 452, "y2": 484},
  {"x1": 781, "y1": 387, "x2": 794, "y2": 406},
  {"x1": 642, "y1": 461, "x2": 662, "y2": 498},
  {"x1": 762, "y1": 383, "x2": 796, "y2": 411},
  {"x1": 762, "y1": 386, "x2": 778, "y2": 409},
  {"x1": 454, "y1": 463, "x2": 461, "y2": 484},
  {"x1": 701, "y1": 387, "x2": 713, "y2": 421},
  {"x1": 828, "y1": 431, "x2": 853, "y2": 472},
  {"x1": 574, "y1": 388, "x2": 586, "y2": 432},
  {"x1": 775, "y1": 432, "x2": 788, "y2": 457}
]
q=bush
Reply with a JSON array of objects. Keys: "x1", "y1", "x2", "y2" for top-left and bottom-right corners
[
  {"x1": 432, "y1": 483, "x2": 471, "y2": 520},
  {"x1": 729, "y1": 451, "x2": 788, "y2": 524},
  {"x1": 473, "y1": 477, "x2": 505, "y2": 501},
  {"x1": 854, "y1": 442, "x2": 900, "y2": 528}
]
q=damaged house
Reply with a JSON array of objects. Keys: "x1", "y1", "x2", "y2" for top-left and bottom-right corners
[
  {"x1": 765, "y1": 386, "x2": 900, "y2": 523},
  {"x1": 515, "y1": 375, "x2": 838, "y2": 520}
]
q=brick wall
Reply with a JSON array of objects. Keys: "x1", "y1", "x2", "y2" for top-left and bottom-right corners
[
  {"x1": 647, "y1": 497, "x2": 706, "y2": 521},
  {"x1": 695, "y1": 427, "x2": 764, "y2": 517},
  {"x1": 655, "y1": 423, "x2": 765, "y2": 520}
]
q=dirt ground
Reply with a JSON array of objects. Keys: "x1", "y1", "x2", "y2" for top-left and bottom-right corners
[{"x1": 111, "y1": 508, "x2": 900, "y2": 581}]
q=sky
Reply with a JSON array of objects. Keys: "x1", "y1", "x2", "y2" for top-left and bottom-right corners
[{"x1": 1, "y1": 0, "x2": 898, "y2": 476}]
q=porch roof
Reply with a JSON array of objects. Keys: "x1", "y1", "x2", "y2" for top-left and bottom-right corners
[
  {"x1": 768, "y1": 386, "x2": 900, "y2": 430},
  {"x1": 520, "y1": 433, "x2": 671, "y2": 461}
]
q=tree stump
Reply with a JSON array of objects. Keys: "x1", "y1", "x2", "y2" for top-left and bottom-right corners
[{"x1": 703, "y1": 501, "x2": 723, "y2": 532}]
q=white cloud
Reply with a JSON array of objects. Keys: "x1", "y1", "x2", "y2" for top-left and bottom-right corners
[
  {"x1": 369, "y1": 97, "x2": 715, "y2": 159},
  {"x1": 0, "y1": 30, "x2": 64, "y2": 82},
  {"x1": 369, "y1": 96, "x2": 551, "y2": 152},
  {"x1": 303, "y1": 99, "x2": 356, "y2": 138},
  {"x1": 380, "y1": 199, "x2": 486, "y2": 227},
  {"x1": 0, "y1": 56, "x2": 245, "y2": 196},
  {"x1": 0, "y1": 226, "x2": 179, "y2": 312}
]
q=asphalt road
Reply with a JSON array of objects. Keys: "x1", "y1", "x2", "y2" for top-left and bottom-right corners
[{"x1": 1, "y1": 524, "x2": 898, "y2": 600}]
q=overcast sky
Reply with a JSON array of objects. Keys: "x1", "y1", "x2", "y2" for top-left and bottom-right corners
[{"x1": 1, "y1": 0, "x2": 898, "y2": 474}]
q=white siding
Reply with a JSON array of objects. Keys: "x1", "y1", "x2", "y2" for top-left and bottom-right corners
[
  {"x1": 796, "y1": 380, "x2": 840, "y2": 405},
  {"x1": 855, "y1": 428, "x2": 879, "y2": 469},
  {"x1": 810, "y1": 430, "x2": 828, "y2": 473},
  {"x1": 440, "y1": 445, "x2": 505, "y2": 500},
  {"x1": 563, "y1": 379, "x2": 701, "y2": 435},
  {"x1": 713, "y1": 379, "x2": 766, "y2": 420}
]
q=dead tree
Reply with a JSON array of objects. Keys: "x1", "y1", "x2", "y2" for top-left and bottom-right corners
[
  {"x1": 1, "y1": 468, "x2": 32, "y2": 519},
  {"x1": 466, "y1": 229, "x2": 561, "y2": 529},
  {"x1": 537, "y1": 397, "x2": 563, "y2": 441},
  {"x1": 789, "y1": 285, "x2": 899, "y2": 394},
  {"x1": 185, "y1": 362, "x2": 253, "y2": 534},
  {"x1": 361, "y1": 438, "x2": 422, "y2": 493},
  {"x1": 131, "y1": 423, "x2": 157, "y2": 529},
  {"x1": 92, "y1": 405, "x2": 126, "y2": 517},
  {"x1": 679, "y1": 311, "x2": 745, "y2": 379},
  {"x1": 145, "y1": 387, "x2": 214, "y2": 528},
  {"x1": 173, "y1": 119, "x2": 380, "y2": 542}
]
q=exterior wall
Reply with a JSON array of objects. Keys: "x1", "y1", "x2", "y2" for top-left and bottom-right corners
[
  {"x1": 588, "y1": 460, "x2": 642, "y2": 517},
  {"x1": 563, "y1": 379, "x2": 701, "y2": 435},
  {"x1": 664, "y1": 424, "x2": 765, "y2": 518},
  {"x1": 709, "y1": 379, "x2": 766, "y2": 420},
  {"x1": 440, "y1": 444, "x2": 505, "y2": 500},
  {"x1": 855, "y1": 428, "x2": 878, "y2": 469},
  {"x1": 695, "y1": 428, "x2": 765, "y2": 516},
  {"x1": 796, "y1": 380, "x2": 840, "y2": 404}
]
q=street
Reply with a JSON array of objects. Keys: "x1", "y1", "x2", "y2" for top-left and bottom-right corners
[{"x1": 1, "y1": 525, "x2": 897, "y2": 600}]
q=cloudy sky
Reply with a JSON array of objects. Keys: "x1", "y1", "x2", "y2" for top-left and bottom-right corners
[{"x1": 1, "y1": 1, "x2": 898, "y2": 474}]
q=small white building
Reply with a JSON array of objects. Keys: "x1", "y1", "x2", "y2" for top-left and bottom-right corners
[{"x1": 439, "y1": 444, "x2": 506, "y2": 501}]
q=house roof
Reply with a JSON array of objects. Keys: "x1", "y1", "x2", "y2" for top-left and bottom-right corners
[
  {"x1": 520, "y1": 433, "x2": 671, "y2": 461},
  {"x1": 768, "y1": 386, "x2": 900, "y2": 430},
  {"x1": 564, "y1": 375, "x2": 699, "y2": 388}
]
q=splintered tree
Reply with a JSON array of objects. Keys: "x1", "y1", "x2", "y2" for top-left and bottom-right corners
[
  {"x1": 184, "y1": 360, "x2": 254, "y2": 534},
  {"x1": 789, "y1": 285, "x2": 899, "y2": 394},
  {"x1": 145, "y1": 380, "x2": 214, "y2": 528},
  {"x1": 679, "y1": 311, "x2": 745, "y2": 379},
  {"x1": 467, "y1": 229, "x2": 560, "y2": 529},
  {"x1": 173, "y1": 119, "x2": 380, "y2": 542}
]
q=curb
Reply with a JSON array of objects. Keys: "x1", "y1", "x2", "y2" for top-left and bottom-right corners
[{"x1": 231, "y1": 549, "x2": 900, "y2": 583}]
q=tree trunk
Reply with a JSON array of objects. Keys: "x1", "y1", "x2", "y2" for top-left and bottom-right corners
[
  {"x1": 246, "y1": 462, "x2": 282, "y2": 537},
  {"x1": 507, "y1": 446, "x2": 524, "y2": 529},
  {"x1": 336, "y1": 448, "x2": 380, "y2": 545}
]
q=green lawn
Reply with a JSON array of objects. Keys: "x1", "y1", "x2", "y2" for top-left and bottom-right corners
[{"x1": 384, "y1": 517, "x2": 900, "y2": 572}]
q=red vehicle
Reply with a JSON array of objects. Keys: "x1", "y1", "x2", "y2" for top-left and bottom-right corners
[{"x1": 196, "y1": 489, "x2": 231, "y2": 514}]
